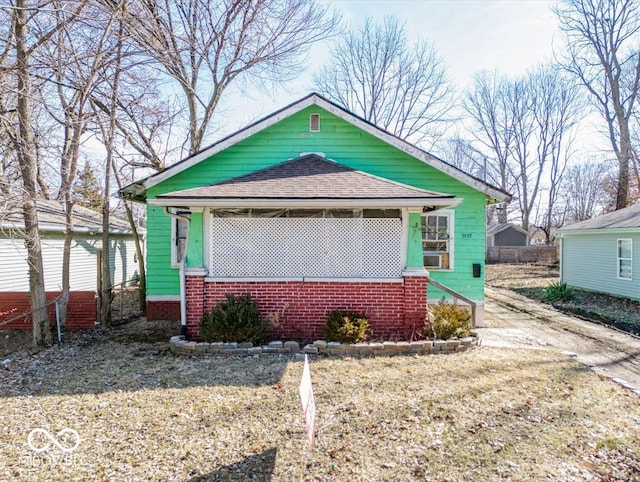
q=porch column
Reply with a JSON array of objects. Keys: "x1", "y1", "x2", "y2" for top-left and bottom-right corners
[
  {"x1": 405, "y1": 209, "x2": 424, "y2": 269},
  {"x1": 184, "y1": 208, "x2": 206, "y2": 339},
  {"x1": 184, "y1": 272, "x2": 206, "y2": 340},
  {"x1": 186, "y1": 207, "x2": 204, "y2": 269},
  {"x1": 403, "y1": 208, "x2": 428, "y2": 338}
]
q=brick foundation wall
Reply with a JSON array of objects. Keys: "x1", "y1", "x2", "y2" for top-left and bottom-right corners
[
  {"x1": 184, "y1": 276, "x2": 427, "y2": 341},
  {"x1": 146, "y1": 300, "x2": 181, "y2": 322},
  {"x1": 0, "y1": 291, "x2": 96, "y2": 330}
]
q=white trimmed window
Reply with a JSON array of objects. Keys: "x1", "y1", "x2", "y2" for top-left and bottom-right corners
[
  {"x1": 422, "y1": 210, "x2": 453, "y2": 270},
  {"x1": 171, "y1": 213, "x2": 190, "y2": 267},
  {"x1": 617, "y1": 239, "x2": 632, "y2": 280}
]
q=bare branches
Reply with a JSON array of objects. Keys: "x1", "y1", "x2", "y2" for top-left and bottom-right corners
[
  {"x1": 463, "y1": 70, "x2": 518, "y2": 223},
  {"x1": 119, "y1": 0, "x2": 338, "y2": 155},
  {"x1": 314, "y1": 16, "x2": 455, "y2": 147},
  {"x1": 463, "y1": 66, "x2": 581, "y2": 234},
  {"x1": 562, "y1": 160, "x2": 611, "y2": 222},
  {"x1": 555, "y1": 0, "x2": 640, "y2": 209}
]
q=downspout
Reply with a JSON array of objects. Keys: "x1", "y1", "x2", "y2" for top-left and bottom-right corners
[
  {"x1": 559, "y1": 233, "x2": 564, "y2": 283},
  {"x1": 164, "y1": 207, "x2": 190, "y2": 336}
]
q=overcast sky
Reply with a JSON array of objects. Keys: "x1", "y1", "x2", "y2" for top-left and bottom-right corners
[{"x1": 223, "y1": 0, "x2": 562, "y2": 132}]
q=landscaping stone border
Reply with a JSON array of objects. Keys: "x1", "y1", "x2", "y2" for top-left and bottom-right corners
[{"x1": 169, "y1": 334, "x2": 479, "y2": 358}]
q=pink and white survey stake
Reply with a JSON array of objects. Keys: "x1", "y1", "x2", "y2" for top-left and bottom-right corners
[{"x1": 299, "y1": 354, "x2": 316, "y2": 450}]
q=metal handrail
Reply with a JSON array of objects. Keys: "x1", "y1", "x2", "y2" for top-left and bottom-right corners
[
  {"x1": 426, "y1": 276, "x2": 477, "y2": 327},
  {"x1": 0, "y1": 295, "x2": 64, "y2": 342},
  {"x1": 1, "y1": 277, "x2": 143, "y2": 337},
  {"x1": 0, "y1": 295, "x2": 61, "y2": 328}
]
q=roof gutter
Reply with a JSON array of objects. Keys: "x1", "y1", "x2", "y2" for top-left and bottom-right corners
[
  {"x1": 149, "y1": 197, "x2": 463, "y2": 209},
  {"x1": 0, "y1": 223, "x2": 136, "y2": 235},
  {"x1": 556, "y1": 227, "x2": 640, "y2": 235}
]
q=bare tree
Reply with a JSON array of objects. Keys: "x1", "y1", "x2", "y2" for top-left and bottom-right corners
[
  {"x1": 87, "y1": 5, "x2": 179, "y2": 316},
  {"x1": 118, "y1": 0, "x2": 338, "y2": 155},
  {"x1": 35, "y1": 0, "x2": 110, "y2": 324},
  {"x1": 463, "y1": 71, "x2": 518, "y2": 224},
  {"x1": 507, "y1": 76, "x2": 538, "y2": 231},
  {"x1": 529, "y1": 66, "x2": 581, "y2": 243},
  {"x1": 9, "y1": 0, "x2": 73, "y2": 346},
  {"x1": 95, "y1": 2, "x2": 127, "y2": 326},
  {"x1": 555, "y1": 0, "x2": 640, "y2": 210},
  {"x1": 464, "y1": 67, "x2": 580, "y2": 233},
  {"x1": 314, "y1": 16, "x2": 455, "y2": 147},
  {"x1": 562, "y1": 160, "x2": 610, "y2": 222}
]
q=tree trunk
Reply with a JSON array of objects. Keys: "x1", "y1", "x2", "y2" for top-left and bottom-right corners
[
  {"x1": 113, "y1": 163, "x2": 146, "y2": 312},
  {"x1": 14, "y1": 0, "x2": 51, "y2": 346},
  {"x1": 99, "y1": 5, "x2": 125, "y2": 326},
  {"x1": 59, "y1": 197, "x2": 74, "y2": 326},
  {"x1": 615, "y1": 120, "x2": 631, "y2": 210}
]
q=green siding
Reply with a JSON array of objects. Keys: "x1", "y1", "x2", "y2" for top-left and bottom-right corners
[
  {"x1": 561, "y1": 232, "x2": 640, "y2": 301},
  {"x1": 186, "y1": 211, "x2": 204, "y2": 268},
  {"x1": 146, "y1": 106, "x2": 487, "y2": 301},
  {"x1": 406, "y1": 212, "x2": 423, "y2": 268}
]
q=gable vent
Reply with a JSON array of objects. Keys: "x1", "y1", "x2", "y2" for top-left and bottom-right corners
[{"x1": 309, "y1": 113, "x2": 320, "y2": 132}]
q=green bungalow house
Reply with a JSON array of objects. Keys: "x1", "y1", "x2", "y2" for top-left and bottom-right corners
[{"x1": 121, "y1": 93, "x2": 510, "y2": 341}]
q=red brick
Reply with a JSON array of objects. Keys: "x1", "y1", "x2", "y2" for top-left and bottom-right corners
[
  {"x1": 180, "y1": 274, "x2": 428, "y2": 341},
  {"x1": 0, "y1": 291, "x2": 96, "y2": 330}
]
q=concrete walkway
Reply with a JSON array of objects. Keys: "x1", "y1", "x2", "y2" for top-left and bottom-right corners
[{"x1": 480, "y1": 287, "x2": 640, "y2": 395}]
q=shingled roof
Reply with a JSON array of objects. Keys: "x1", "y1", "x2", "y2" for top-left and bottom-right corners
[
  {"x1": 558, "y1": 203, "x2": 640, "y2": 232},
  {"x1": 151, "y1": 154, "x2": 459, "y2": 209},
  {"x1": 486, "y1": 223, "x2": 528, "y2": 236},
  {"x1": 1, "y1": 200, "x2": 134, "y2": 234}
]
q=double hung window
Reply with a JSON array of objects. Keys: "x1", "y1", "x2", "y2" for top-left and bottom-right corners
[{"x1": 421, "y1": 211, "x2": 453, "y2": 270}]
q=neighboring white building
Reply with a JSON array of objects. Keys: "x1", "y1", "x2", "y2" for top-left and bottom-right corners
[
  {"x1": 557, "y1": 203, "x2": 639, "y2": 301},
  {"x1": 0, "y1": 200, "x2": 144, "y2": 329}
]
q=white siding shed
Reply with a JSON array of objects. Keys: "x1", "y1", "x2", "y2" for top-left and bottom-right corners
[
  {"x1": 0, "y1": 200, "x2": 144, "y2": 293},
  {"x1": 558, "y1": 204, "x2": 640, "y2": 301}
]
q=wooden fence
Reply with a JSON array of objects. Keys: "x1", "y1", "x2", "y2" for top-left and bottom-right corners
[{"x1": 486, "y1": 246, "x2": 558, "y2": 264}]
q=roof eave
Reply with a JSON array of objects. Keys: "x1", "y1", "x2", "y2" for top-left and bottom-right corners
[
  {"x1": 0, "y1": 222, "x2": 137, "y2": 235},
  {"x1": 119, "y1": 182, "x2": 148, "y2": 203},
  {"x1": 490, "y1": 223, "x2": 528, "y2": 236},
  {"x1": 148, "y1": 197, "x2": 462, "y2": 210},
  {"x1": 557, "y1": 226, "x2": 640, "y2": 235}
]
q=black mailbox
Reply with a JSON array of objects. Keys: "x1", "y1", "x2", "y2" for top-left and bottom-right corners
[{"x1": 472, "y1": 263, "x2": 481, "y2": 278}]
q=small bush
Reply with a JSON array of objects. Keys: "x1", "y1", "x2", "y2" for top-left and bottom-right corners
[
  {"x1": 199, "y1": 293, "x2": 267, "y2": 344},
  {"x1": 324, "y1": 310, "x2": 371, "y2": 343},
  {"x1": 425, "y1": 299, "x2": 472, "y2": 340},
  {"x1": 543, "y1": 282, "x2": 575, "y2": 303}
]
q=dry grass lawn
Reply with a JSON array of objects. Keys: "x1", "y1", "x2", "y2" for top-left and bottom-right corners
[{"x1": 1, "y1": 323, "x2": 639, "y2": 482}]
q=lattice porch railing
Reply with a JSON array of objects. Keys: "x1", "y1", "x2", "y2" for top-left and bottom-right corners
[{"x1": 210, "y1": 217, "x2": 403, "y2": 278}]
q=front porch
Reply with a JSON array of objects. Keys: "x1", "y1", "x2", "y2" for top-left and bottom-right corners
[{"x1": 149, "y1": 154, "x2": 461, "y2": 341}]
